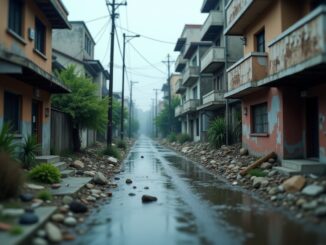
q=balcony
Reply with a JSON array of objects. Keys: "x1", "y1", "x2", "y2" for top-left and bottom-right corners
[
  {"x1": 175, "y1": 79, "x2": 186, "y2": 94},
  {"x1": 183, "y1": 66, "x2": 200, "y2": 87},
  {"x1": 183, "y1": 99, "x2": 200, "y2": 113},
  {"x1": 175, "y1": 105, "x2": 183, "y2": 117},
  {"x1": 201, "y1": 46, "x2": 225, "y2": 73},
  {"x1": 201, "y1": 0, "x2": 218, "y2": 13},
  {"x1": 198, "y1": 90, "x2": 226, "y2": 111},
  {"x1": 175, "y1": 55, "x2": 187, "y2": 72},
  {"x1": 226, "y1": 52, "x2": 268, "y2": 98},
  {"x1": 201, "y1": 10, "x2": 224, "y2": 41},
  {"x1": 225, "y1": 0, "x2": 271, "y2": 35},
  {"x1": 262, "y1": 6, "x2": 326, "y2": 86}
]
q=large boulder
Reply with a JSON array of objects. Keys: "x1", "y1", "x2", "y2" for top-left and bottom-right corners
[
  {"x1": 93, "y1": 172, "x2": 108, "y2": 185},
  {"x1": 282, "y1": 175, "x2": 306, "y2": 193},
  {"x1": 72, "y1": 160, "x2": 85, "y2": 169}
]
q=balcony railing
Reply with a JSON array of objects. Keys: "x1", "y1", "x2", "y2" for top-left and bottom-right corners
[
  {"x1": 268, "y1": 6, "x2": 326, "y2": 77},
  {"x1": 175, "y1": 54, "x2": 187, "y2": 72},
  {"x1": 225, "y1": 0, "x2": 271, "y2": 35},
  {"x1": 227, "y1": 52, "x2": 268, "y2": 92},
  {"x1": 201, "y1": 46, "x2": 225, "y2": 73},
  {"x1": 201, "y1": 10, "x2": 224, "y2": 41},
  {"x1": 175, "y1": 105, "x2": 183, "y2": 117},
  {"x1": 183, "y1": 99, "x2": 200, "y2": 113},
  {"x1": 183, "y1": 66, "x2": 200, "y2": 86},
  {"x1": 202, "y1": 90, "x2": 225, "y2": 105},
  {"x1": 175, "y1": 79, "x2": 186, "y2": 94}
]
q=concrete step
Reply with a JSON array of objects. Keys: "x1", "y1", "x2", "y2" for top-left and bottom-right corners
[
  {"x1": 273, "y1": 166, "x2": 301, "y2": 176},
  {"x1": 50, "y1": 177, "x2": 92, "y2": 196},
  {"x1": 0, "y1": 206, "x2": 57, "y2": 245},
  {"x1": 61, "y1": 169, "x2": 75, "y2": 178},
  {"x1": 282, "y1": 160, "x2": 326, "y2": 175},
  {"x1": 35, "y1": 155, "x2": 60, "y2": 164},
  {"x1": 53, "y1": 161, "x2": 67, "y2": 171}
]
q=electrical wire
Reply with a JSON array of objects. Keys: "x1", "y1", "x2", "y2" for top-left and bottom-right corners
[{"x1": 85, "y1": 15, "x2": 110, "y2": 23}]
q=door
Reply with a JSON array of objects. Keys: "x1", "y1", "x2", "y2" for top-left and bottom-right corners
[
  {"x1": 32, "y1": 100, "x2": 42, "y2": 144},
  {"x1": 306, "y1": 97, "x2": 319, "y2": 159}
]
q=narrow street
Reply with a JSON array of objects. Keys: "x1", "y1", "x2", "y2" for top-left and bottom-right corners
[{"x1": 72, "y1": 136, "x2": 326, "y2": 245}]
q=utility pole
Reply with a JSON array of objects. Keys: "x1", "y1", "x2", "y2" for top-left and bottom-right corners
[
  {"x1": 151, "y1": 98, "x2": 155, "y2": 138},
  {"x1": 106, "y1": 0, "x2": 126, "y2": 146},
  {"x1": 162, "y1": 54, "x2": 174, "y2": 132},
  {"x1": 153, "y1": 88, "x2": 159, "y2": 138},
  {"x1": 129, "y1": 81, "x2": 138, "y2": 138},
  {"x1": 121, "y1": 33, "x2": 139, "y2": 141}
]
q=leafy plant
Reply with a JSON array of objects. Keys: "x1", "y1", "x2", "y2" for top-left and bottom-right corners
[
  {"x1": 102, "y1": 145, "x2": 121, "y2": 159},
  {"x1": 20, "y1": 135, "x2": 40, "y2": 169},
  {"x1": 208, "y1": 117, "x2": 226, "y2": 148},
  {"x1": 37, "y1": 190, "x2": 52, "y2": 201},
  {"x1": 9, "y1": 225, "x2": 23, "y2": 235},
  {"x1": 116, "y1": 140, "x2": 127, "y2": 150},
  {"x1": 177, "y1": 133, "x2": 192, "y2": 144},
  {"x1": 0, "y1": 153, "x2": 24, "y2": 200},
  {"x1": 29, "y1": 164, "x2": 61, "y2": 184},
  {"x1": 167, "y1": 132, "x2": 177, "y2": 143},
  {"x1": 0, "y1": 124, "x2": 17, "y2": 158},
  {"x1": 248, "y1": 169, "x2": 267, "y2": 177}
]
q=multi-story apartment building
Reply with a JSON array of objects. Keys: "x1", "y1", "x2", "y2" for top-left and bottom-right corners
[
  {"x1": 0, "y1": 0, "x2": 70, "y2": 154},
  {"x1": 174, "y1": 0, "x2": 243, "y2": 143},
  {"x1": 224, "y1": 0, "x2": 326, "y2": 173},
  {"x1": 52, "y1": 21, "x2": 109, "y2": 147},
  {"x1": 161, "y1": 73, "x2": 181, "y2": 101}
]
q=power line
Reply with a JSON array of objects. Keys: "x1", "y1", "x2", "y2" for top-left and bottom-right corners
[
  {"x1": 85, "y1": 15, "x2": 110, "y2": 23},
  {"x1": 128, "y1": 42, "x2": 166, "y2": 75}
]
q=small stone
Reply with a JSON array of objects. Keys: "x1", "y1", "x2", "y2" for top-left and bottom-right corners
[
  {"x1": 0, "y1": 223, "x2": 12, "y2": 231},
  {"x1": 20, "y1": 193, "x2": 34, "y2": 202},
  {"x1": 129, "y1": 193, "x2": 136, "y2": 196},
  {"x1": 296, "y1": 198, "x2": 306, "y2": 207},
  {"x1": 84, "y1": 171, "x2": 96, "y2": 177},
  {"x1": 268, "y1": 187, "x2": 278, "y2": 195},
  {"x1": 37, "y1": 229, "x2": 46, "y2": 238},
  {"x1": 51, "y1": 183, "x2": 61, "y2": 189},
  {"x1": 32, "y1": 238, "x2": 48, "y2": 245},
  {"x1": 107, "y1": 192, "x2": 113, "y2": 197},
  {"x1": 260, "y1": 162, "x2": 272, "y2": 169},
  {"x1": 270, "y1": 196, "x2": 277, "y2": 201},
  {"x1": 301, "y1": 185, "x2": 324, "y2": 197},
  {"x1": 125, "y1": 179, "x2": 133, "y2": 184},
  {"x1": 282, "y1": 175, "x2": 306, "y2": 193},
  {"x1": 27, "y1": 183, "x2": 44, "y2": 190},
  {"x1": 86, "y1": 183, "x2": 95, "y2": 189},
  {"x1": 239, "y1": 148, "x2": 248, "y2": 156},
  {"x1": 302, "y1": 200, "x2": 318, "y2": 210},
  {"x1": 51, "y1": 213, "x2": 65, "y2": 223},
  {"x1": 268, "y1": 170, "x2": 277, "y2": 177},
  {"x1": 86, "y1": 196, "x2": 96, "y2": 202},
  {"x1": 108, "y1": 157, "x2": 118, "y2": 165},
  {"x1": 315, "y1": 206, "x2": 326, "y2": 217},
  {"x1": 133, "y1": 186, "x2": 137, "y2": 189},
  {"x1": 63, "y1": 196, "x2": 73, "y2": 205},
  {"x1": 141, "y1": 195, "x2": 157, "y2": 203},
  {"x1": 141, "y1": 155, "x2": 144, "y2": 158},
  {"x1": 93, "y1": 172, "x2": 108, "y2": 185},
  {"x1": 64, "y1": 217, "x2": 77, "y2": 227},
  {"x1": 19, "y1": 208, "x2": 39, "y2": 225},
  {"x1": 72, "y1": 160, "x2": 85, "y2": 169},
  {"x1": 144, "y1": 187, "x2": 149, "y2": 190},
  {"x1": 59, "y1": 205, "x2": 69, "y2": 214},
  {"x1": 69, "y1": 201, "x2": 88, "y2": 214},
  {"x1": 63, "y1": 233, "x2": 76, "y2": 241},
  {"x1": 268, "y1": 158, "x2": 276, "y2": 163},
  {"x1": 114, "y1": 177, "x2": 120, "y2": 180},
  {"x1": 45, "y1": 222, "x2": 62, "y2": 243}
]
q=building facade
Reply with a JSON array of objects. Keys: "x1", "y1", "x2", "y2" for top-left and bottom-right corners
[
  {"x1": 224, "y1": 0, "x2": 326, "y2": 170},
  {"x1": 0, "y1": 0, "x2": 70, "y2": 154}
]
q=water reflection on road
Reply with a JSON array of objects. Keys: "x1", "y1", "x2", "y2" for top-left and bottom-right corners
[{"x1": 72, "y1": 136, "x2": 326, "y2": 245}]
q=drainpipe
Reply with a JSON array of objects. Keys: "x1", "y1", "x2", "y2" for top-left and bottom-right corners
[{"x1": 223, "y1": 0, "x2": 230, "y2": 145}]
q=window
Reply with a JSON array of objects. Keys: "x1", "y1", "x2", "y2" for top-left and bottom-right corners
[
  {"x1": 85, "y1": 34, "x2": 92, "y2": 56},
  {"x1": 196, "y1": 118, "x2": 200, "y2": 136},
  {"x1": 192, "y1": 86, "x2": 198, "y2": 99},
  {"x1": 8, "y1": 0, "x2": 23, "y2": 36},
  {"x1": 252, "y1": 103, "x2": 268, "y2": 134},
  {"x1": 4, "y1": 91, "x2": 21, "y2": 133},
  {"x1": 35, "y1": 18, "x2": 46, "y2": 54},
  {"x1": 255, "y1": 29, "x2": 265, "y2": 52}
]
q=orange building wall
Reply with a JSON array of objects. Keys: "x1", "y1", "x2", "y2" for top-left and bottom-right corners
[{"x1": 0, "y1": 0, "x2": 53, "y2": 73}]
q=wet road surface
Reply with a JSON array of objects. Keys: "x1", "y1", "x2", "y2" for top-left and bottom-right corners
[{"x1": 72, "y1": 136, "x2": 326, "y2": 245}]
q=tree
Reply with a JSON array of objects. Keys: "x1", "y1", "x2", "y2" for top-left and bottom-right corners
[
  {"x1": 155, "y1": 96, "x2": 180, "y2": 137},
  {"x1": 52, "y1": 66, "x2": 108, "y2": 151}
]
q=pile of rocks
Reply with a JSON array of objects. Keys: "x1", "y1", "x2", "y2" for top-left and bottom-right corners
[{"x1": 164, "y1": 141, "x2": 326, "y2": 223}]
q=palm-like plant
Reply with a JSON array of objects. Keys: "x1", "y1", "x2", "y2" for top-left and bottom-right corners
[
  {"x1": 208, "y1": 117, "x2": 226, "y2": 148},
  {"x1": 20, "y1": 135, "x2": 40, "y2": 169},
  {"x1": 0, "y1": 123, "x2": 17, "y2": 158}
]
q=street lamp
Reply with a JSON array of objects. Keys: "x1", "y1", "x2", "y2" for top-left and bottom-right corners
[{"x1": 121, "y1": 33, "x2": 140, "y2": 140}]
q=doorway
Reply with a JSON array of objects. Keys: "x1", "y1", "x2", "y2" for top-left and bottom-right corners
[
  {"x1": 32, "y1": 100, "x2": 42, "y2": 144},
  {"x1": 306, "y1": 97, "x2": 319, "y2": 159}
]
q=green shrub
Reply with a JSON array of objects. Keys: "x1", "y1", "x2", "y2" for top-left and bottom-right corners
[
  {"x1": 208, "y1": 117, "x2": 226, "y2": 148},
  {"x1": 29, "y1": 164, "x2": 61, "y2": 184},
  {"x1": 102, "y1": 145, "x2": 121, "y2": 159},
  {"x1": 177, "y1": 133, "x2": 192, "y2": 144},
  {"x1": 167, "y1": 132, "x2": 177, "y2": 143},
  {"x1": 0, "y1": 124, "x2": 17, "y2": 158},
  {"x1": 0, "y1": 153, "x2": 25, "y2": 200},
  {"x1": 20, "y1": 135, "x2": 40, "y2": 169},
  {"x1": 248, "y1": 169, "x2": 267, "y2": 177},
  {"x1": 9, "y1": 225, "x2": 23, "y2": 235},
  {"x1": 37, "y1": 190, "x2": 52, "y2": 201},
  {"x1": 116, "y1": 140, "x2": 127, "y2": 150}
]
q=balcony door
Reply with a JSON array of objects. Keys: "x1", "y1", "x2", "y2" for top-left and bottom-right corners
[
  {"x1": 32, "y1": 100, "x2": 42, "y2": 144},
  {"x1": 306, "y1": 97, "x2": 319, "y2": 159}
]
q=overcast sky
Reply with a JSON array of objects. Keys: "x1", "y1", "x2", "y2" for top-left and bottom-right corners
[{"x1": 61, "y1": 0, "x2": 206, "y2": 111}]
